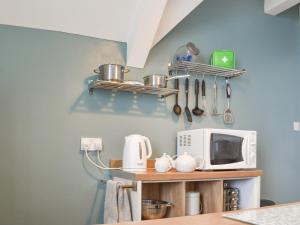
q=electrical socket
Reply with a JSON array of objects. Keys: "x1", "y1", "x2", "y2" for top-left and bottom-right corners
[
  {"x1": 293, "y1": 121, "x2": 300, "y2": 131},
  {"x1": 80, "y1": 137, "x2": 102, "y2": 151}
]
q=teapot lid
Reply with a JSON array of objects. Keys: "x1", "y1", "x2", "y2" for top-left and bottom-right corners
[
  {"x1": 156, "y1": 153, "x2": 168, "y2": 160},
  {"x1": 178, "y1": 152, "x2": 194, "y2": 159},
  {"x1": 126, "y1": 134, "x2": 143, "y2": 139}
]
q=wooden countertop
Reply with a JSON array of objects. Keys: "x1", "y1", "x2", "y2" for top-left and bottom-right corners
[
  {"x1": 102, "y1": 212, "x2": 247, "y2": 225},
  {"x1": 110, "y1": 169, "x2": 262, "y2": 181},
  {"x1": 99, "y1": 202, "x2": 300, "y2": 225}
]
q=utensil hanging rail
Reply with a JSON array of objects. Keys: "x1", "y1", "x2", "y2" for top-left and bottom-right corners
[{"x1": 169, "y1": 61, "x2": 246, "y2": 78}]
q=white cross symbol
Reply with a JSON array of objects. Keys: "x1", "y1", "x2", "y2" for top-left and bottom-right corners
[{"x1": 222, "y1": 56, "x2": 228, "y2": 63}]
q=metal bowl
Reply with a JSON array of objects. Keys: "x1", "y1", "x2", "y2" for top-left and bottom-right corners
[{"x1": 142, "y1": 200, "x2": 173, "y2": 220}]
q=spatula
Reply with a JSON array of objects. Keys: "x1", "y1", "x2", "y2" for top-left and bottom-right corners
[
  {"x1": 201, "y1": 77, "x2": 208, "y2": 116},
  {"x1": 185, "y1": 78, "x2": 192, "y2": 122}
]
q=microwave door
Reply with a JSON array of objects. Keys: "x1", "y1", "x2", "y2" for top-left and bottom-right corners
[{"x1": 210, "y1": 133, "x2": 244, "y2": 165}]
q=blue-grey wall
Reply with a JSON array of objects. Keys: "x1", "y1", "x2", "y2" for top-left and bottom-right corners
[{"x1": 0, "y1": 1, "x2": 299, "y2": 225}]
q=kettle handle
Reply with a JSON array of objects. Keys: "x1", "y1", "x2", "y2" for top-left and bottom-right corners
[{"x1": 143, "y1": 137, "x2": 152, "y2": 159}]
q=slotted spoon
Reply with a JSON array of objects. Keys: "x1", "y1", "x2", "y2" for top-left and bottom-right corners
[{"x1": 223, "y1": 79, "x2": 234, "y2": 124}]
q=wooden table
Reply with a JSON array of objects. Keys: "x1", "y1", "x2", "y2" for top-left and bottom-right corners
[
  {"x1": 100, "y1": 211, "x2": 245, "y2": 225},
  {"x1": 99, "y1": 202, "x2": 300, "y2": 225}
]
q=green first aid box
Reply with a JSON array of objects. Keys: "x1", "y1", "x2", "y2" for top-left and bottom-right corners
[{"x1": 211, "y1": 50, "x2": 235, "y2": 69}]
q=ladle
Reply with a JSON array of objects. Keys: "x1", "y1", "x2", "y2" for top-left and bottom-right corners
[
  {"x1": 192, "y1": 79, "x2": 204, "y2": 116},
  {"x1": 173, "y1": 79, "x2": 181, "y2": 116}
]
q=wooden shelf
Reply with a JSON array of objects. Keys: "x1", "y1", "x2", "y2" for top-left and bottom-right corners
[
  {"x1": 110, "y1": 159, "x2": 262, "y2": 182},
  {"x1": 111, "y1": 160, "x2": 262, "y2": 221},
  {"x1": 110, "y1": 168, "x2": 262, "y2": 182},
  {"x1": 142, "y1": 182, "x2": 185, "y2": 218},
  {"x1": 186, "y1": 180, "x2": 224, "y2": 214}
]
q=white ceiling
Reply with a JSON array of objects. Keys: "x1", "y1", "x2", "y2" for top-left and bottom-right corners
[
  {"x1": 264, "y1": 0, "x2": 300, "y2": 15},
  {"x1": 0, "y1": 0, "x2": 137, "y2": 43},
  {"x1": 0, "y1": 0, "x2": 202, "y2": 68},
  {"x1": 0, "y1": 0, "x2": 297, "y2": 68}
]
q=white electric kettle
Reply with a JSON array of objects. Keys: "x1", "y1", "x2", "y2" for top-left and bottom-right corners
[{"x1": 122, "y1": 134, "x2": 152, "y2": 172}]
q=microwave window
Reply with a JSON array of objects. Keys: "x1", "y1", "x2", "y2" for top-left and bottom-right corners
[{"x1": 210, "y1": 133, "x2": 244, "y2": 165}]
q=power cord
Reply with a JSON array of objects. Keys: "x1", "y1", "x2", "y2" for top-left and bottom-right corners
[{"x1": 84, "y1": 146, "x2": 120, "y2": 170}]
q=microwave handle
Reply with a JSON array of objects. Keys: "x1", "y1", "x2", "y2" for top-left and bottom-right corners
[{"x1": 242, "y1": 136, "x2": 249, "y2": 164}]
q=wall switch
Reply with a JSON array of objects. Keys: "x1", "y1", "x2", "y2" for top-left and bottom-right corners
[
  {"x1": 80, "y1": 137, "x2": 102, "y2": 151},
  {"x1": 293, "y1": 121, "x2": 300, "y2": 131}
]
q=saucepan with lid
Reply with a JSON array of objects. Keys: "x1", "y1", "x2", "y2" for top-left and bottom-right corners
[{"x1": 94, "y1": 64, "x2": 130, "y2": 82}]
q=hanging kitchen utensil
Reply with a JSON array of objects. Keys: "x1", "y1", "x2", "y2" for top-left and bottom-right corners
[
  {"x1": 223, "y1": 79, "x2": 234, "y2": 124},
  {"x1": 192, "y1": 78, "x2": 204, "y2": 116},
  {"x1": 173, "y1": 79, "x2": 181, "y2": 116},
  {"x1": 201, "y1": 75, "x2": 208, "y2": 116},
  {"x1": 211, "y1": 76, "x2": 219, "y2": 116},
  {"x1": 185, "y1": 78, "x2": 192, "y2": 122}
]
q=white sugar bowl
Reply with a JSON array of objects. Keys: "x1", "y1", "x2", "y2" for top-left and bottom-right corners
[
  {"x1": 175, "y1": 152, "x2": 196, "y2": 172},
  {"x1": 155, "y1": 153, "x2": 173, "y2": 173}
]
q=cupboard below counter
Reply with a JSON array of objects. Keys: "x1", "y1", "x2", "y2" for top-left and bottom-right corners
[{"x1": 110, "y1": 160, "x2": 262, "y2": 222}]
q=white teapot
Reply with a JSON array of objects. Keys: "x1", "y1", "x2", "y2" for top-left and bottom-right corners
[
  {"x1": 155, "y1": 153, "x2": 174, "y2": 173},
  {"x1": 175, "y1": 152, "x2": 196, "y2": 172}
]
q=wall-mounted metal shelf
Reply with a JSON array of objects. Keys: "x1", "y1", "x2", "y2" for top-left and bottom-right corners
[
  {"x1": 88, "y1": 80, "x2": 178, "y2": 98},
  {"x1": 169, "y1": 61, "x2": 246, "y2": 78}
]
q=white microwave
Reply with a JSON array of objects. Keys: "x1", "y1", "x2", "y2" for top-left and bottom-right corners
[{"x1": 177, "y1": 128, "x2": 257, "y2": 170}]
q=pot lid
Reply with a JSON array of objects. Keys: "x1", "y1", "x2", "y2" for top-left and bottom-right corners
[{"x1": 186, "y1": 42, "x2": 200, "y2": 55}]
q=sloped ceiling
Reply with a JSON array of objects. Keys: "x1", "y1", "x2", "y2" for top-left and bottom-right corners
[
  {"x1": 0, "y1": 0, "x2": 203, "y2": 68},
  {"x1": 264, "y1": 0, "x2": 300, "y2": 15},
  {"x1": 0, "y1": 0, "x2": 297, "y2": 68}
]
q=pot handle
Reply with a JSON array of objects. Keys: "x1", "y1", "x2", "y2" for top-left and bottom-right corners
[
  {"x1": 199, "y1": 201, "x2": 203, "y2": 214},
  {"x1": 166, "y1": 202, "x2": 174, "y2": 207},
  {"x1": 94, "y1": 69, "x2": 100, "y2": 74},
  {"x1": 167, "y1": 74, "x2": 190, "y2": 80},
  {"x1": 123, "y1": 68, "x2": 130, "y2": 73},
  {"x1": 143, "y1": 136, "x2": 152, "y2": 159}
]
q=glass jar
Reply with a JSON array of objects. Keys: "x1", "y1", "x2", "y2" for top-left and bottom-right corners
[{"x1": 173, "y1": 42, "x2": 200, "y2": 64}]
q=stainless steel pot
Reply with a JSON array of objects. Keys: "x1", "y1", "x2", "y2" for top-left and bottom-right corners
[
  {"x1": 143, "y1": 74, "x2": 168, "y2": 88},
  {"x1": 142, "y1": 200, "x2": 173, "y2": 220},
  {"x1": 94, "y1": 64, "x2": 129, "y2": 82},
  {"x1": 143, "y1": 74, "x2": 190, "y2": 88}
]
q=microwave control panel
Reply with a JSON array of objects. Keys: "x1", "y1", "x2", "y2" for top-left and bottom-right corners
[
  {"x1": 178, "y1": 134, "x2": 192, "y2": 147},
  {"x1": 177, "y1": 129, "x2": 205, "y2": 158}
]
